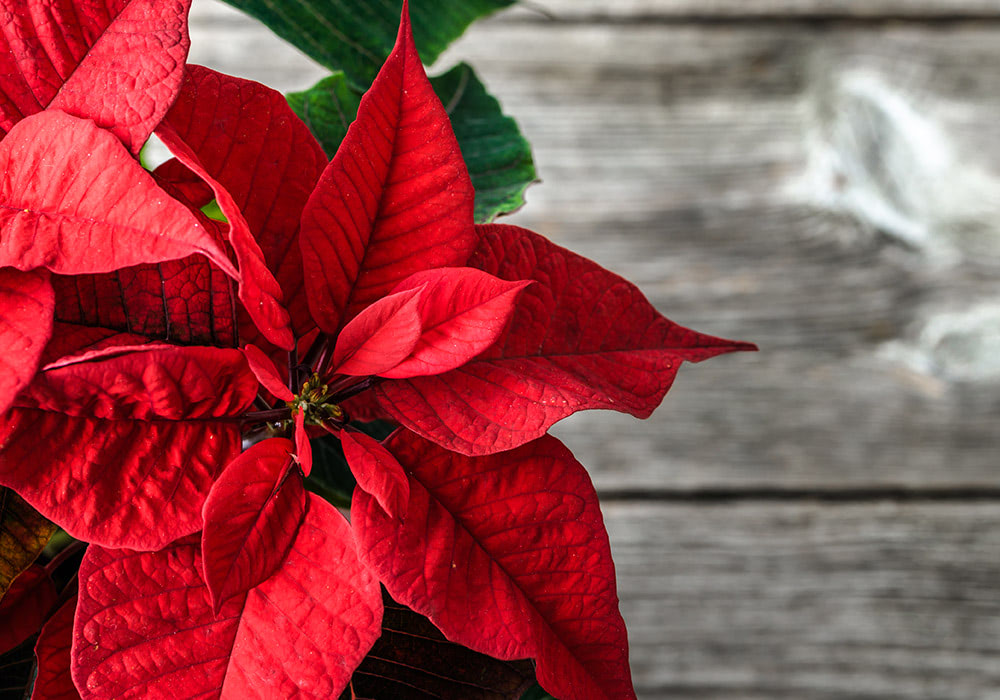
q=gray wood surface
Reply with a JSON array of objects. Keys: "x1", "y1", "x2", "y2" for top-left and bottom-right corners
[
  {"x1": 607, "y1": 501, "x2": 1000, "y2": 699},
  {"x1": 502, "y1": 2, "x2": 1000, "y2": 20},
  {"x1": 188, "y1": 2, "x2": 1000, "y2": 697}
]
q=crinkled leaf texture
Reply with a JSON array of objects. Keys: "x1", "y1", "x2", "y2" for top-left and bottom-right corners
[
  {"x1": 0, "y1": 0, "x2": 192, "y2": 153},
  {"x1": 32, "y1": 595, "x2": 81, "y2": 700},
  {"x1": 352, "y1": 430, "x2": 636, "y2": 700},
  {"x1": 0, "y1": 267, "x2": 53, "y2": 414},
  {"x1": 49, "y1": 245, "x2": 240, "y2": 351},
  {"x1": 201, "y1": 438, "x2": 306, "y2": 612},
  {"x1": 0, "y1": 111, "x2": 237, "y2": 277},
  {"x1": 376, "y1": 224, "x2": 757, "y2": 454},
  {"x1": 0, "y1": 487, "x2": 57, "y2": 600},
  {"x1": 158, "y1": 64, "x2": 327, "y2": 345},
  {"x1": 73, "y1": 496, "x2": 382, "y2": 699},
  {"x1": 299, "y1": 6, "x2": 476, "y2": 333},
  {"x1": 0, "y1": 346, "x2": 256, "y2": 549}
]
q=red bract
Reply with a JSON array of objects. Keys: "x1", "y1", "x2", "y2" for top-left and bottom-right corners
[
  {"x1": 334, "y1": 267, "x2": 530, "y2": 378},
  {"x1": 0, "y1": 0, "x2": 192, "y2": 153},
  {"x1": 377, "y1": 223, "x2": 757, "y2": 455},
  {"x1": 0, "y1": 564, "x2": 57, "y2": 654},
  {"x1": 32, "y1": 596, "x2": 80, "y2": 700},
  {"x1": 351, "y1": 431, "x2": 635, "y2": 700},
  {"x1": 73, "y1": 497, "x2": 382, "y2": 699},
  {"x1": 0, "y1": 268, "x2": 52, "y2": 415},
  {"x1": 0, "y1": 345, "x2": 256, "y2": 549},
  {"x1": 157, "y1": 64, "x2": 327, "y2": 343},
  {"x1": 298, "y1": 6, "x2": 476, "y2": 334},
  {"x1": 200, "y1": 438, "x2": 306, "y2": 612},
  {"x1": 0, "y1": 111, "x2": 237, "y2": 277}
]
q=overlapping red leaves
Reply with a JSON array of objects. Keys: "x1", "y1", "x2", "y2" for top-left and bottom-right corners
[{"x1": 0, "y1": 1, "x2": 753, "y2": 698}]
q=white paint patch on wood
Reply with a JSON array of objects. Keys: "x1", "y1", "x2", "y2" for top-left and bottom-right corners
[
  {"x1": 880, "y1": 302, "x2": 1000, "y2": 381},
  {"x1": 803, "y1": 69, "x2": 1000, "y2": 263}
]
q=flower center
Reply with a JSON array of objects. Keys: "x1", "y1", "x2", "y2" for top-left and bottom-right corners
[{"x1": 287, "y1": 373, "x2": 344, "y2": 427}]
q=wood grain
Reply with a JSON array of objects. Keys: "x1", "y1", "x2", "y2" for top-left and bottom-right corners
[
  {"x1": 502, "y1": 1, "x2": 1000, "y2": 21},
  {"x1": 606, "y1": 501, "x2": 1000, "y2": 699}
]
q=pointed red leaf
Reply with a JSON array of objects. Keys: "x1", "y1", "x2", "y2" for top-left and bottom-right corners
[
  {"x1": 340, "y1": 429, "x2": 408, "y2": 519},
  {"x1": 293, "y1": 406, "x2": 313, "y2": 476},
  {"x1": 157, "y1": 123, "x2": 294, "y2": 350},
  {"x1": 299, "y1": 5, "x2": 476, "y2": 333},
  {"x1": 333, "y1": 287, "x2": 424, "y2": 377},
  {"x1": 158, "y1": 65, "x2": 327, "y2": 343},
  {"x1": 352, "y1": 431, "x2": 635, "y2": 700},
  {"x1": 335, "y1": 268, "x2": 528, "y2": 379},
  {"x1": 376, "y1": 224, "x2": 757, "y2": 454},
  {"x1": 0, "y1": 564, "x2": 57, "y2": 654},
  {"x1": 243, "y1": 344, "x2": 293, "y2": 401},
  {"x1": 201, "y1": 438, "x2": 306, "y2": 613},
  {"x1": 0, "y1": 346, "x2": 256, "y2": 549},
  {"x1": 382, "y1": 267, "x2": 530, "y2": 378},
  {"x1": 0, "y1": 111, "x2": 237, "y2": 278},
  {"x1": 73, "y1": 496, "x2": 382, "y2": 699},
  {"x1": 0, "y1": 267, "x2": 53, "y2": 414},
  {"x1": 0, "y1": 0, "x2": 192, "y2": 153},
  {"x1": 32, "y1": 595, "x2": 81, "y2": 700}
]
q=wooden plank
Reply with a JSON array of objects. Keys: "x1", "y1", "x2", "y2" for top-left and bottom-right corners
[
  {"x1": 501, "y1": 1, "x2": 1000, "y2": 21},
  {"x1": 605, "y1": 501, "x2": 1000, "y2": 699},
  {"x1": 187, "y1": 5, "x2": 1000, "y2": 489}
]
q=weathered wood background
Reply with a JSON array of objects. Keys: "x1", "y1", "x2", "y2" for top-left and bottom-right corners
[{"x1": 190, "y1": 2, "x2": 1000, "y2": 697}]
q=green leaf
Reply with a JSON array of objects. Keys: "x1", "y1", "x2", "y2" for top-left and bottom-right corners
[
  {"x1": 0, "y1": 488, "x2": 57, "y2": 601},
  {"x1": 0, "y1": 635, "x2": 36, "y2": 696},
  {"x1": 288, "y1": 64, "x2": 535, "y2": 222},
  {"x1": 287, "y1": 73, "x2": 360, "y2": 160},
  {"x1": 519, "y1": 683, "x2": 558, "y2": 700},
  {"x1": 433, "y1": 62, "x2": 536, "y2": 222},
  {"x1": 222, "y1": 0, "x2": 516, "y2": 89},
  {"x1": 304, "y1": 433, "x2": 356, "y2": 509}
]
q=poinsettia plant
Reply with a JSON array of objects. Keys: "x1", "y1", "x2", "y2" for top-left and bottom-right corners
[{"x1": 0, "y1": 0, "x2": 754, "y2": 698}]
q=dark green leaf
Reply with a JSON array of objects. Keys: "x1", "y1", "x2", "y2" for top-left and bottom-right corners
[
  {"x1": 351, "y1": 589, "x2": 535, "y2": 700},
  {"x1": 305, "y1": 434, "x2": 356, "y2": 509},
  {"x1": 433, "y1": 63, "x2": 536, "y2": 222},
  {"x1": 519, "y1": 683, "x2": 558, "y2": 700},
  {"x1": 0, "y1": 635, "x2": 36, "y2": 700},
  {"x1": 222, "y1": 0, "x2": 516, "y2": 89},
  {"x1": 0, "y1": 488, "x2": 57, "y2": 601},
  {"x1": 287, "y1": 73, "x2": 360, "y2": 160},
  {"x1": 289, "y1": 64, "x2": 535, "y2": 222}
]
